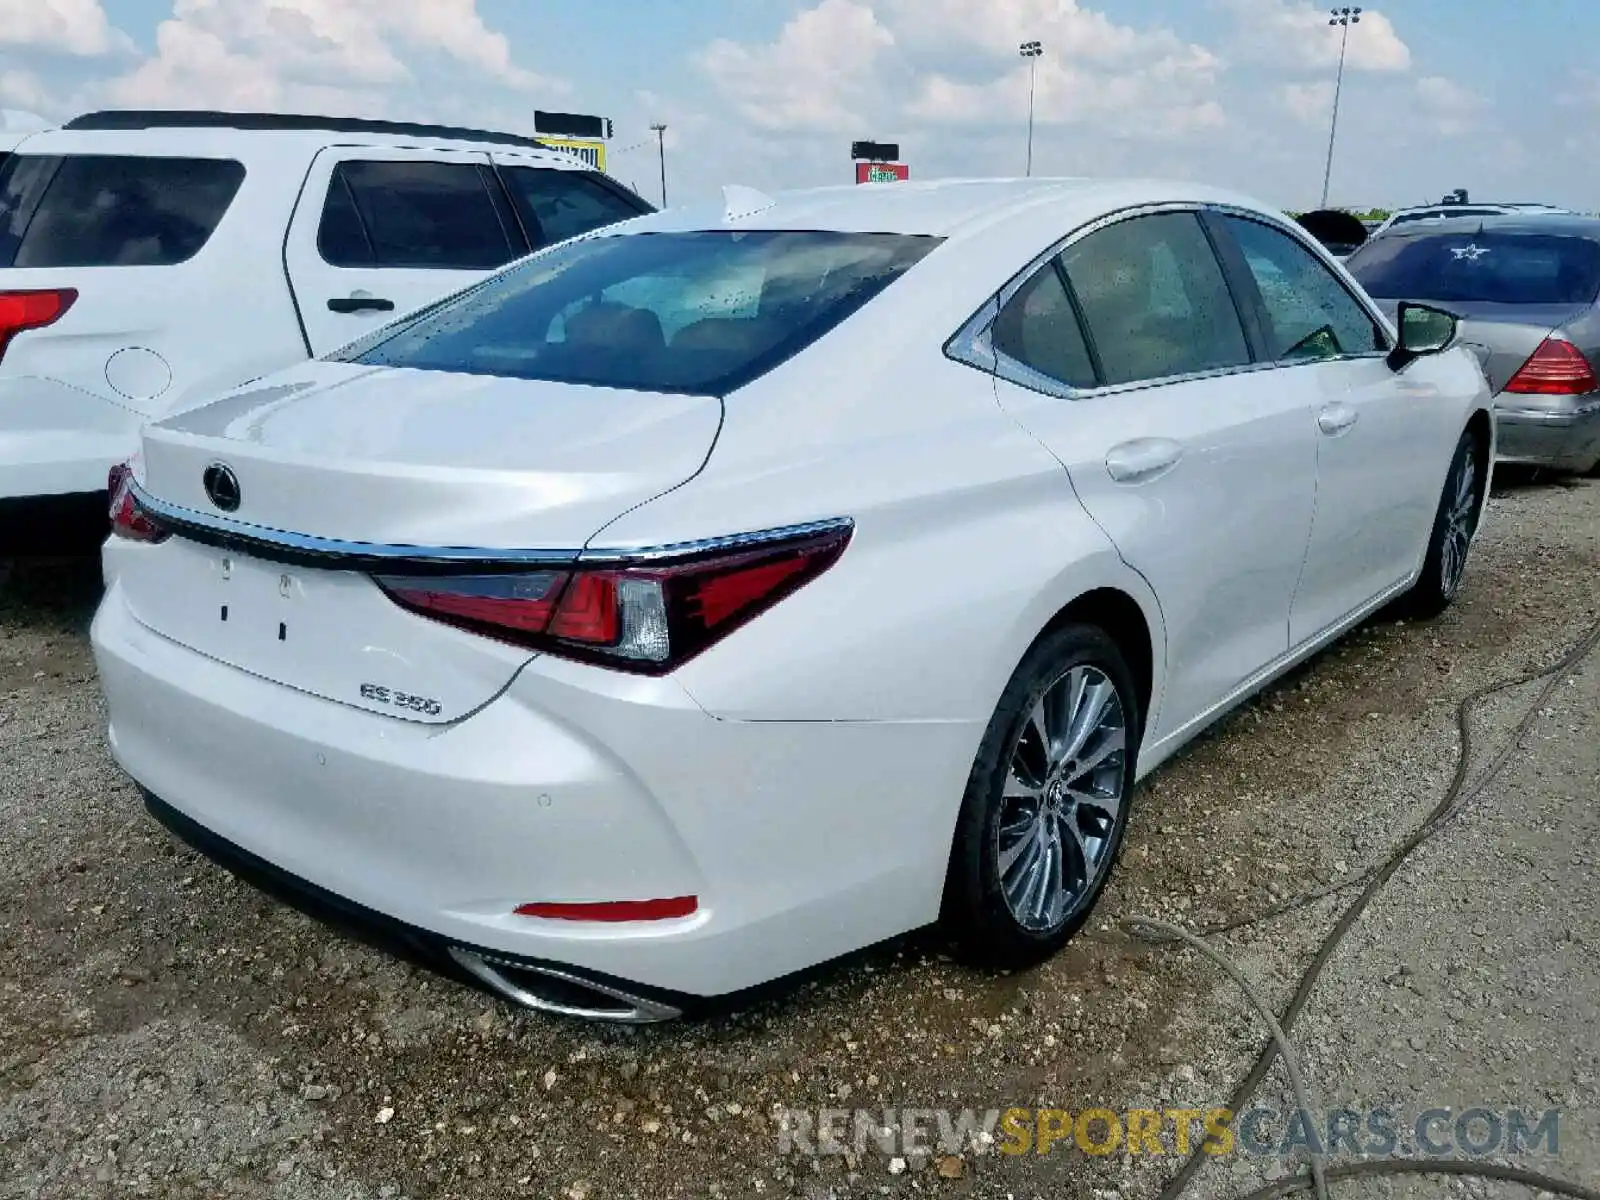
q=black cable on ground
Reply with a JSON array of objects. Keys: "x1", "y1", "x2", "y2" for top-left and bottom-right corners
[
  {"x1": 1129, "y1": 612, "x2": 1600, "y2": 1200},
  {"x1": 1232, "y1": 1158, "x2": 1600, "y2": 1200}
]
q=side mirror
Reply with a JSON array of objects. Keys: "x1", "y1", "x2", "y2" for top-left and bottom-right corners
[{"x1": 1387, "y1": 301, "x2": 1458, "y2": 372}]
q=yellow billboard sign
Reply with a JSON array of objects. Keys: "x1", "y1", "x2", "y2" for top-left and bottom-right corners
[{"x1": 534, "y1": 136, "x2": 606, "y2": 172}]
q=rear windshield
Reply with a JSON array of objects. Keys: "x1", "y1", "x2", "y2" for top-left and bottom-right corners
[
  {"x1": 334, "y1": 230, "x2": 941, "y2": 395},
  {"x1": 1347, "y1": 232, "x2": 1600, "y2": 305},
  {"x1": 0, "y1": 154, "x2": 245, "y2": 268}
]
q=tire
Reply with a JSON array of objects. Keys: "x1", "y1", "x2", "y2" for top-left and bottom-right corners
[
  {"x1": 1401, "y1": 430, "x2": 1485, "y2": 619},
  {"x1": 942, "y1": 624, "x2": 1141, "y2": 969}
]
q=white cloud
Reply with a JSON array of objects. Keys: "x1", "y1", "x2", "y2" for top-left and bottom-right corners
[
  {"x1": 1281, "y1": 80, "x2": 1333, "y2": 125},
  {"x1": 106, "y1": 0, "x2": 557, "y2": 111},
  {"x1": 0, "y1": 0, "x2": 130, "y2": 57},
  {"x1": 1413, "y1": 75, "x2": 1484, "y2": 137},
  {"x1": 702, "y1": 0, "x2": 1224, "y2": 143},
  {"x1": 1217, "y1": 0, "x2": 1410, "y2": 72},
  {"x1": 0, "y1": 70, "x2": 53, "y2": 113},
  {"x1": 698, "y1": 0, "x2": 896, "y2": 134}
]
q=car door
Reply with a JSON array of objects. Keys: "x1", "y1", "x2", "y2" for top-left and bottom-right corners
[
  {"x1": 986, "y1": 209, "x2": 1320, "y2": 743},
  {"x1": 1208, "y1": 212, "x2": 1449, "y2": 646},
  {"x1": 487, "y1": 152, "x2": 652, "y2": 251},
  {"x1": 284, "y1": 146, "x2": 525, "y2": 356}
]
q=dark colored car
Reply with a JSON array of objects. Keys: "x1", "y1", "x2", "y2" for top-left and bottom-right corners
[{"x1": 1346, "y1": 215, "x2": 1600, "y2": 473}]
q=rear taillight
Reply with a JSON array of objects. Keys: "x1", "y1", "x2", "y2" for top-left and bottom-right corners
[
  {"x1": 107, "y1": 462, "x2": 169, "y2": 543},
  {"x1": 1503, "y1": 336, "x2": 1599, "y2": 396},
  {"x1": 0, "y1": 289, "x2": 77, "y2": 363},
  {"x1": 375, "y1": 524, "x2": 851, "y2": 674}
]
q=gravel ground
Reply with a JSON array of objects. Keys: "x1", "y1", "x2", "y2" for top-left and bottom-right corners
[{"x1": 1, "y1": 468, "x2": 1596, "y2": 1200}]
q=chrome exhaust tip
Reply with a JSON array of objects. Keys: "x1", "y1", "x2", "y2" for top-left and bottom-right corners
[{"x1": 446, "y1": 947, "x2": 682, "y2": 1023}]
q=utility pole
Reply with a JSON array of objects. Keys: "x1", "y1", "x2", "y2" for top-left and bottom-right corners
[
  {"x1": 1020, "y1": 41, "x2": 1043, "y2": 177},
  {"x1": 1321, "y1": 7, "x2": 1361, "y2": 209},
  {"x1": 650, "y1": 123, "x2": 668, "y2": 208}
]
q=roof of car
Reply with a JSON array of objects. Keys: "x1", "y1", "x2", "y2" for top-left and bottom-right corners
[
  {"x1": 615, "y1": 177, "x2": 1281, "y2": 240},
  {"x1": 1373, "y1": 213, "x2": 1600, "y2": 240},
  {"x1": 62, "y1": 109, "x2": 549, "y2": 150},
  {"x1": 15, "y1": 110, "x2": 593, "y2": 171}
]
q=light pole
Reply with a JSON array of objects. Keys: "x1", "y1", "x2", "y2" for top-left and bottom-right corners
[
  {"x1": 1020, "y1": 40, "x2": 1043, "y2": 177},
  {"x1": 1320, "y1": 6, "x2": 1361, "y2": 209},
  {"x1": 650, "y1": 123, "x2": 668, "y2": 208}
]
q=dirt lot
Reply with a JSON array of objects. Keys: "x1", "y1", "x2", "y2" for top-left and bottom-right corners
[{"x1": 2, "y1": 471, "x2": 1597, "y2": 1200}]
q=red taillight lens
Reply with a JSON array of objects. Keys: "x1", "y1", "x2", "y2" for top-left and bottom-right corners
[
  {"x1": 107, "y1": 462, "x2": 169, "y2": 543},
  {"x1": 1503, "y1": 336, "x2": 1599, "y2": 396},
  {"x1": 374, "y1": 524, "x2": 851, "y2": 674},
  {"x1": 514, "y1": 896, "x2": 698, "y2": 922},
  {"x1": 380, "y1": 571, "x2": 568, "y2": 635},
  {"x1": 0, "y1": 289, "x2": 77, "y2": 362}
]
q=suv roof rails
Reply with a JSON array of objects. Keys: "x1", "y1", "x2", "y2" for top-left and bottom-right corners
[{"x1": 62, "y1": 109, "x2": 550, "y2": 151}]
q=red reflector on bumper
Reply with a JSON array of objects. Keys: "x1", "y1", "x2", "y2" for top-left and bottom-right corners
[{"x1": 514, "y1": 896, "x2": 698, "y2": 922}]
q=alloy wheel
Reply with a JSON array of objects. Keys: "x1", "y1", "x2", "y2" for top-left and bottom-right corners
[
  {"x1": 995, "y1": 664, "x2": 1128, "y2": 933},
  {"x1": 1440, "y1": 450, "x2": 1479, "y2": 598}
]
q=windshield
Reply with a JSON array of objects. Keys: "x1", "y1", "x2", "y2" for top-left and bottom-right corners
[
  {"x1": 1347, "y1": 232, "x2": 1600, "y2": 305},
  {"x1": 334, "y1": 229, "x2": 942, "y2": 396}
]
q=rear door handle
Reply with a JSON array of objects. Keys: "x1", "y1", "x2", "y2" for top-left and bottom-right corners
[
  {"x1": 328, "y1": 296, "x2": 395, "y2": 314},
  {"x1": 1105, "y1": 437, "x2": 1183, "y2": 484},
  {"x1": 1317, "y1": 403, "x2": 1359, "y2": 435}
]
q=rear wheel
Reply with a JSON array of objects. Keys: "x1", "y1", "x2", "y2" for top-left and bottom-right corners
[
  {"x1": 1402, "y1": 431, "x2": 1484, "y2": 618},
  {"x1": 943, "y1": 625, "x2": 1139, "y2": 968}
]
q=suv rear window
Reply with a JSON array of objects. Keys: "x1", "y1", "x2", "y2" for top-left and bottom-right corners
[
  {"x1": 0, "y1": 154, "x2": 245, "y2": 267},
  {"x1": 334, "y1": 230, "x2": 940, "y2": 395},
  {"x1": 1347, "y1": 232, "x2": 1600, "y2": 305}
]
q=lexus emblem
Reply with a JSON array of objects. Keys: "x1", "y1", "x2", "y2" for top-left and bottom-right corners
[{"x1": 202, "y1": 462, "x2": 241, "y2": 512}]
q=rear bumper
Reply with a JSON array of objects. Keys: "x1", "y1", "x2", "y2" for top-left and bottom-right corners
[
  {"x1": 90, "y1": 579, "x2": 978, "y2": 1000},
  {"x1": 0, "y1": 375, "x2": 141, "y2": 499},
  {"x1": 1493, "y1": 397, "x2": 1600, "y2": 471}
]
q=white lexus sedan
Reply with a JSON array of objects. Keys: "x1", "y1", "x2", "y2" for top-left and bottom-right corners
[{"x1": 91, "y1": 179, "x2": 1493, "y2": 1021}]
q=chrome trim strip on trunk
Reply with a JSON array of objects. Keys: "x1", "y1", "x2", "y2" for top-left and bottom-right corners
[{"x1": 129, "y1": 479, "x2": 853, "y2": 575}]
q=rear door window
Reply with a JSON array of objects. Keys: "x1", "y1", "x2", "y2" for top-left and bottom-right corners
[
  {"x1": 1347, "y1": 232, "x2": 1600, "y2": 305},
  {"x1": 317, "y1": 160, "x2": 519, "y2": 270},
  {"x1": 1059, "y1": 212, "x2": 1251, "y2": 386},
  {"x1": 498, "y1": 167, "x2": 649, "y2": 249},
  {"x1": 0, "y1": 154, "x2": 245, "y2": 267}
]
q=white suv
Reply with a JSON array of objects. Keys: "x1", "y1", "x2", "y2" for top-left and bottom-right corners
[{"x1": 0, "y1": 110, "x2": 653, "y2": 552}]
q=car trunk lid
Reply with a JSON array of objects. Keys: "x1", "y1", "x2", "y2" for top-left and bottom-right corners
[{"x1": 120, "y1": 362, "x2": 723, "y2": 722}]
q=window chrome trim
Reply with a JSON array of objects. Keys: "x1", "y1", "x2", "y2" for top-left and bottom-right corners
[
  {"x1": 129, "y1": 479, "x2": 853, "y2": 575},
  {"x1": 943, "y1": 200, "x2": 1395, "y2": 402}
]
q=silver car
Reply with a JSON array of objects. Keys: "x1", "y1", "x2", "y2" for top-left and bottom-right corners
[{"x1": 1346, "y1": 215, "x2": 1600, "y2": 474}]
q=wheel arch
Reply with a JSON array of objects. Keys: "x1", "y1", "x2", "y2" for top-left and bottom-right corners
[{"x1": 1022, "y1": 583, "x2": 1161, "y2": 738}]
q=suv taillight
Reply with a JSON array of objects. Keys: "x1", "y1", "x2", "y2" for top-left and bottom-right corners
[
  {"x1": 375, "y1": 524, "x2": 852, "y2": 674},
  {"x1": 107, "y1": 463, "x2": 169, "y2": 543},
  {"x1": 1503, "y1": 336, "x2": 1599, "y2": 396},
  {"x1": 0, "y1": 289, "x2": 77, "y2": 363}
]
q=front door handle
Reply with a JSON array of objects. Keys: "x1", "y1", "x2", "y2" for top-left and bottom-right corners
[
  {"x1": 1105, "y1": 437, "x2": 1183, "y2": 484},
  {"x1": 328, "y1": 295, "x2": 395, "y2": 314},
  {"x1": 1317, "y1": 403, "x2": 1359, "y2": 436}
]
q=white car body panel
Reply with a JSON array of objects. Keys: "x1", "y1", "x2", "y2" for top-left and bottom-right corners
[
  {"x1": 285, "y1": 145, "x2": 494, "y2": 357},
  {"x1": 91, "y1": 177, "x2": 1493, "y2": 1005},
  {"x1": 1, "y1": 122, "x2": 640, "y2": 504}
]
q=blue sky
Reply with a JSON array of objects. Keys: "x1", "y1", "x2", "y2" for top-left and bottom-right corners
[{"x1": 3, "y1": 0, "x2": 1598, "y2": 212}]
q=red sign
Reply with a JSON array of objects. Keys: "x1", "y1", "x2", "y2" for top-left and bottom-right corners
[{"x1": 855, "y1": 162, "x2": 909, "y2": 184}]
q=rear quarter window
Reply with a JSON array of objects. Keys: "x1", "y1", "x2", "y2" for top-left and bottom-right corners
[
  {"x1": 498, "y1": 167, "x2": 650, "y2": 249},
  {"x1": 0, "y1": 154, "x2": 245, "y2": 267}
]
